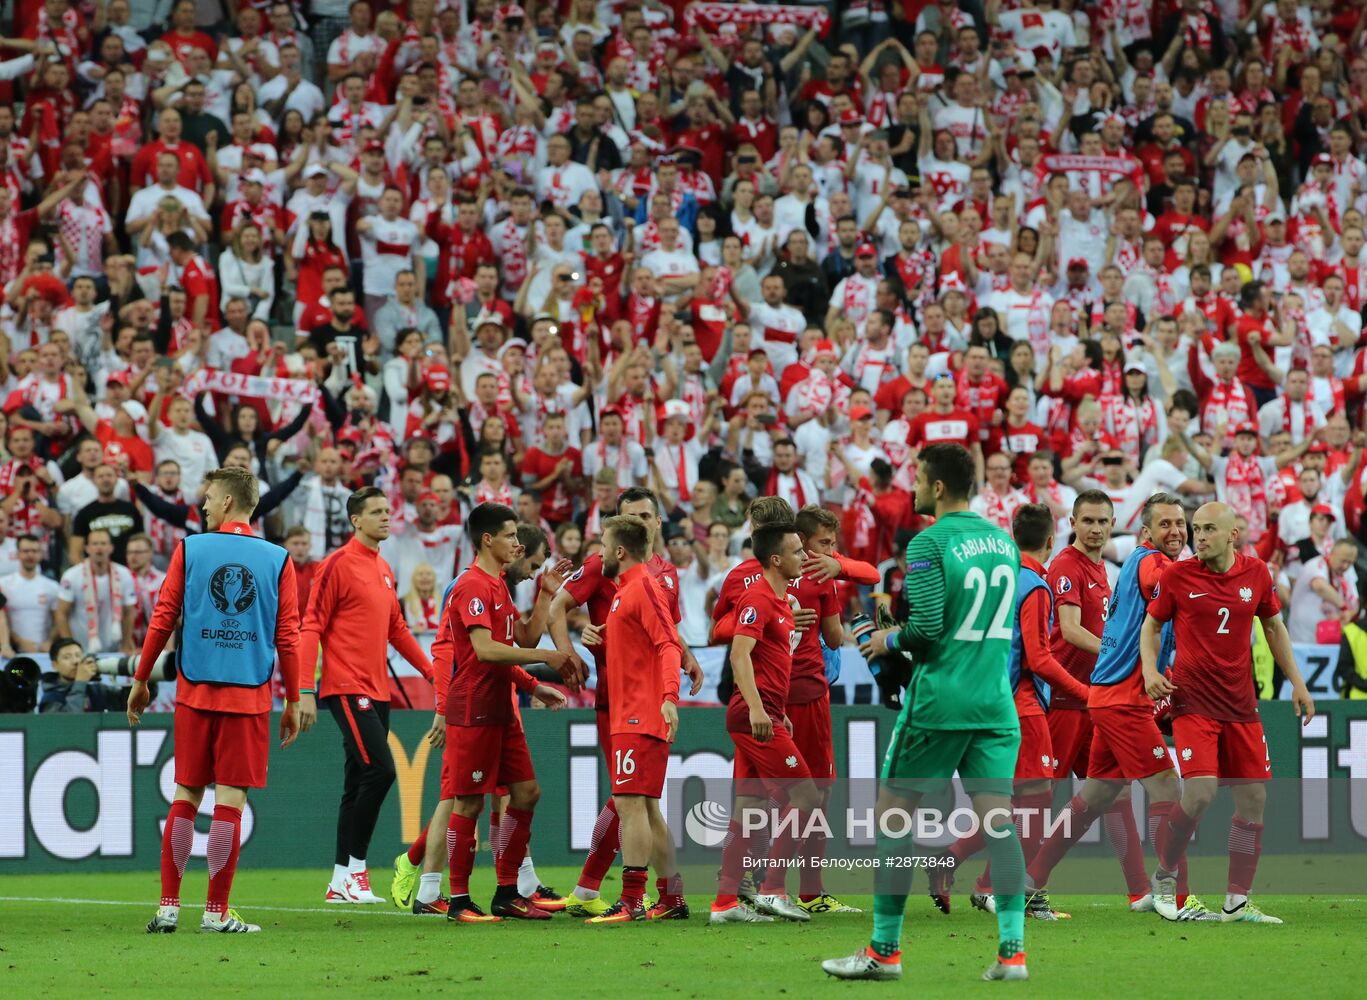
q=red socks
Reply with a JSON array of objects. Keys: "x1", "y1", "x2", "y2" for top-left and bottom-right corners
[
  {"x1": 716, "y1": 819, "x2": 753, "y2": 903},
  {"x1": 1027, "y1": 794, "x2": 1101, "y2": 887},
  {"x1": 1103, "y1": 802, "x2": 1150, "y2": 897},
  {"x1": 576, "y1": 799, "x2": 620, "y2": 891},
  {"x1": 159, "y1": 799, "x2": 197, "y2": 907},
  {"x1": 407, "y1": 825, "x2": 428, "y2": 867},
  {"x1": 799, "y1": 826, "x2": 827, "y2": 900},
  {"x1": 761, "y1": 809, "x2": 802, "y2": 893},
  {"x1": 205, "y1": 804, "x2": 242, "y2": 916},
  {"x1": 1227, "y1": 817, "x2": 1263, "y2": 895},
  {"x1": 495, "y1": 807, "x2": 534, "y2": 887},
  {"x1": 656, "y1": 873, "x2": 685, "y2": 907},
  {"x1": 1016, "y1": 791, "x2": 1054, "y2": 866},
  {"x1": 446, "y1": 814, "x2": 477, "y2": 897},
  {"x1": 621, "y1": 866, "x2": 648, "y2": 908},
  {"x1": 1155, "y1": 800, "x2": 1199, "y2": 873}
]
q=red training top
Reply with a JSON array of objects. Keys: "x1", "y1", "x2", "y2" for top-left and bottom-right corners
[
  {"x1": 300, "y1": 536, "x2": 433, "y2": 701},
  {"x1": 605, "y1": 563, "x2": 682, "y2": 739},
  {"x1": 1016, "y1": 554, "x2": 1090, "y2": 717}
]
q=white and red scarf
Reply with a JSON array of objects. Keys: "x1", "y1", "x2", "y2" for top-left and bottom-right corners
[
  {"x1": 82, "y1": 559, "x2": 121, "y2": 651},
  {"x1": 1224, "y1": 452, "x2": 1269, "y2": 541}
]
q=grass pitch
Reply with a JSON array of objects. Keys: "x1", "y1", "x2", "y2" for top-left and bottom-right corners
[{"x1": 0, "y1": 867, "x2": 1356, "y2": 997}]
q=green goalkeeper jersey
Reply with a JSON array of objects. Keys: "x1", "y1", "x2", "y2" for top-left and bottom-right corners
[{"x1": 895, "y1": 510, "x2": 1021, "y2": 731}]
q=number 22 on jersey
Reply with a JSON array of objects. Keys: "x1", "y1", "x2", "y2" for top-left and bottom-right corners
[{"x1": 954, "y1": 565, "x2": 1015, "y2": 642}]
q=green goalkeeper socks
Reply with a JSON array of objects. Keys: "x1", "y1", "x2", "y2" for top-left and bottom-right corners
[
  {"x1": 984, "y1": 815, "x2": 1026, "y2": 955},
  {"x1": 870, "y1": 894, "x2": 907, "y2": 956}
]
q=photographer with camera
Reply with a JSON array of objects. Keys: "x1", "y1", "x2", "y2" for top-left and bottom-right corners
[{"x1": 38, "y1": 637, "x2": 112, "y2": 713}]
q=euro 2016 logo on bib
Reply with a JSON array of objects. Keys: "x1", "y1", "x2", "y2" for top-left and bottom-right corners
[
  {"x1": 468, "y1": 597, "x2": 485, "y2": 616},
  {"x1": 739, "y1": 606, "x2": 758, "y2": 626},
  {"x1": 209, "y1": 564, "x2": 258, "y2": 624}
]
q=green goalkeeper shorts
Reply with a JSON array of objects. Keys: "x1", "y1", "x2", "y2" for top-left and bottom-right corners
[{"x1": 880, "y1": 721, "x2": 1020, "y2": 798}]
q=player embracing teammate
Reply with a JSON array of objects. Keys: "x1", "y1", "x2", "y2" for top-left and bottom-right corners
[
  {"x1": 1044, "y1": 491, "x2": 1154, "y2": 911},
  {"x1": 1141, "y1": 502, "x2": 1314, "y2": 923},
  {"x1": 709, "y1": 496, "x2": 872, "y2": 917}
]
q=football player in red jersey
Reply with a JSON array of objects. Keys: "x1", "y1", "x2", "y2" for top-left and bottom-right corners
[
  {"x1": 441, "y1": 502, "x2": 571, "y2": 922},
  {"x1": 1141, "y1": 502, "x2": 1315, "y2": 924},
  {"x1": 711, "y1": 523, "x2": 824, "y2": 925},
  {"x1": 551, "y1": 487, "x2": 703, "y2": 917},
  {"x1": 773, "y1": 505, "x2": 863, "y2": 916},
  {"x1": 582, "y1": 514, "x2": 688, "y2": 923},
  {"x1": 1046, "y1": 491, "x2": 1153, "y2": 909}
]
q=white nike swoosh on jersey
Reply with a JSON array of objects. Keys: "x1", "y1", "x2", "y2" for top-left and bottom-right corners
[
  {"x1": 1189, "y1": 592, "x2": 1209, "y2": 598},
  {"x1": 614, "y1": 778, "x2": 632, "y2": 785},
  {"x1": 1087, "y1": 583, "x2": 1098, "y2": 589},
  {"x1": 495, "y1": 603, "x2": 504, "y2": 610}
]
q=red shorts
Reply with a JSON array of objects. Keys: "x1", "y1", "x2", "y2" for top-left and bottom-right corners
[
  {"x1": 1088, "y1": 704, "x2": 1173, "y2": 781},
  {"x1": 731, "y1": 727, "x2": 812, "y2": 797},
  {"x1": 787, "y1": 693, "x2": 834, "y2": 784},
  {"x1": 596, "y1": 707, "x2": 614, "y2": 763},
  {"x1": 1048, "y1": 708, "x2": 1093, "y2": 779},
  {"x1": 1171, "y1": 714, "x2": 1272, "y2": 782},
  {"x1": 174, "y1": 704, "x2": 269, "y2": 789},
  {"x1": 609, "y1": 732, "x2": 669, "y2": 798},
  {"x1": 442, "y1": 720, "x2": 536, "y2": 797},
  {"x1": 1014, "y1": 714, "x2": 1056, "y2": 783}
]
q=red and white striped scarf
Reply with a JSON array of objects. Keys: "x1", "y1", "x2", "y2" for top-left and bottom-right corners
[
  {"x1": 1107, "y1": 396, "x2": 1158, "y2": 460},
  {"x1": 1224, "y1": 452, "x2": 1268, "y2": 541},
  {"x1": 1203, "y1": 377, "x2": 1253, "y2": 437},
  {"x1": 81, "y1": 559, "x2": 121, "y2": 651}
]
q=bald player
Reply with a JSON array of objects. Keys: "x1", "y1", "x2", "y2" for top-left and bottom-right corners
[{"x1": 1141, "y1": 502, "x2": 1314, "y2": 924}]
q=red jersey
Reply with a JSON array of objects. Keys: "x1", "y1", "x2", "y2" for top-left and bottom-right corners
[
  {"x1": 1147, "y1": 553, "x2": 1278, "y2": 723},
  {"x1": 561, "y1": 551, "x2": 679, "y2": 709},
  {"x1": 908, "y1": 408, "x2": 980, "y2": 450},
  {"x1": 136, "y1": 522, "x2": 301, "y2": 715},
  {"x1": 300, "y1": 537, "x2": 433, "y2": 701},
  {"x1": 521, "y1": 446, "x2": 581, "y2": 524},
  {"x1": 785, "y1": 570, "x2": 839, "y2": 706},
  {"x1": 726, "y1": 580, "x2": 801, "y2": 734},
  {"x1": 130, "y1": 139, "x2": 212, "y2": 193},
  {"x1": 605, "y1": 563, "x2": 682, "y2": 739},
  {"x1": 711, "y1": 557, "x2": 762, "y2": 643},
  {"x1": 443, "y1": 562, "x2": 536, "y2": 726},
  {"x1": 1046, "y1": 545, "x2": 1111, "y2": 710},
  {"x1": 1234, "y1": 313, "x2": 1277, "y2": 390}
]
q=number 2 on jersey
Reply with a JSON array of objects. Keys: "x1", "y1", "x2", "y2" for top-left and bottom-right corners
[{"x1": 953, "y1": 565, "x2": 1015, "y2": 642}]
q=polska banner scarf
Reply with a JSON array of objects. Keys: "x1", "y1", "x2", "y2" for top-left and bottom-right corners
[
  {"x1": 1037, "y1": 153, "x2": 1146, "y2": 191},
  {"x1": 684, "y1": 3, "x2": 832, "y2": 37},
  {"x1": 181, "y1": 367, "x2": 319, "y2": 405},
  {"x1": 82, "y1": 559, "x2": 121, "y2": 651}
]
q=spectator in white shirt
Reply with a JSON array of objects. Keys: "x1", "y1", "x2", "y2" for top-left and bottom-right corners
[{"x1": 0, "y1": 534, "x2": 61, "y2": 656}]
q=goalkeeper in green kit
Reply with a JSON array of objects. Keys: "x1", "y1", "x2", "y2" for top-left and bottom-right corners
[{"x1": 822, "y1": 443, "x2": 1029, "y2": 983}]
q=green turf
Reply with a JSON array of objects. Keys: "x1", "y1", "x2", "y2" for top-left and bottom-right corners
[{"x1": 0, "y1": 867, "x2": 1356, "y2": 997}]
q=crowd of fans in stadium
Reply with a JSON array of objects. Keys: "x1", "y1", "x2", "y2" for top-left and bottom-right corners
[{"x1": 2, "y1": 0, "x2": 1367, "y2": 712}]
